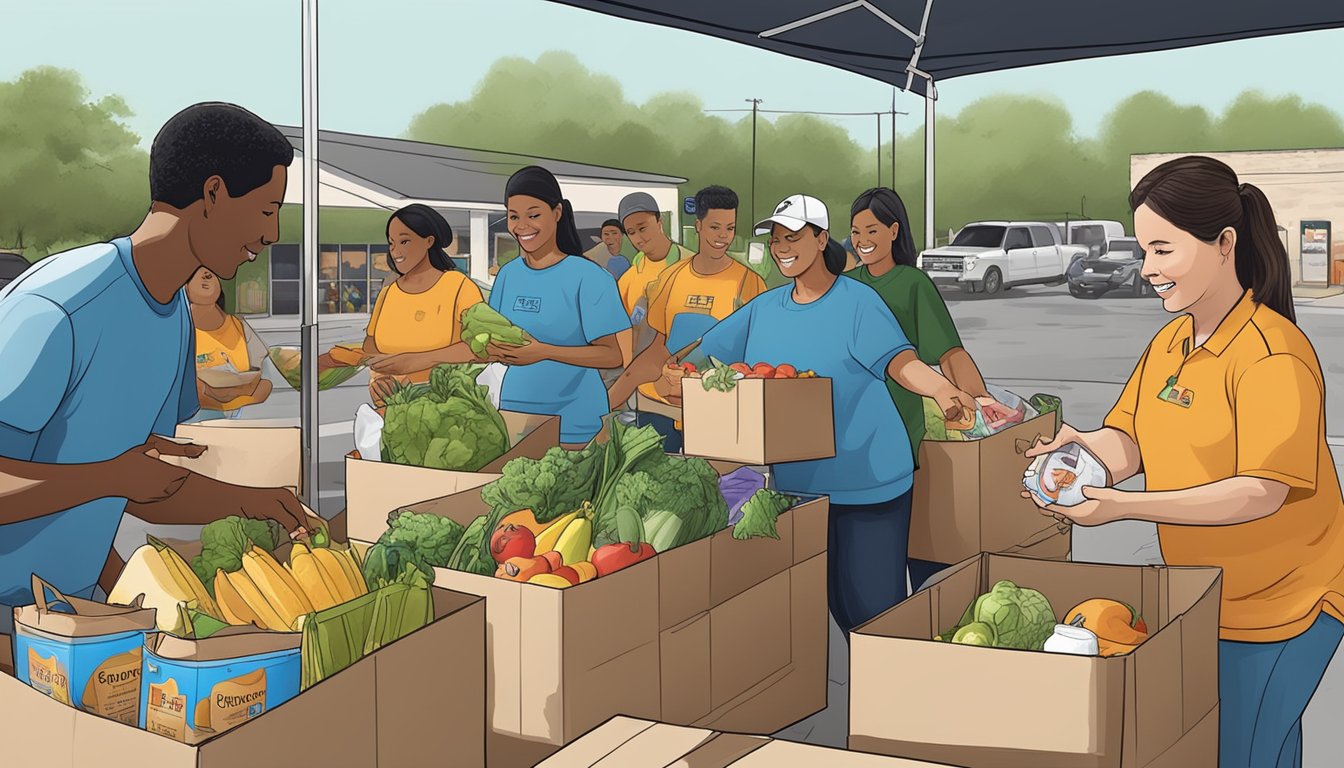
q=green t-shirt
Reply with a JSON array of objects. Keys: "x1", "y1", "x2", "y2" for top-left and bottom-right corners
[{"x1": 846, "y1": 264, "x2": 963, "y2": 466}]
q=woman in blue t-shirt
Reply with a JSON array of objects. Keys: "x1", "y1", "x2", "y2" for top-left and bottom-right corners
[
  {"x1": 486, "y1": 166, "x2": 632, "y2": 448},
  {"x1": 674, "y1": 194, "x2": 976, "y2": 638}
]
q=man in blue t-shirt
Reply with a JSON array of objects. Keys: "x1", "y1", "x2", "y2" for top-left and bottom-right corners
[{"x1": 0, "y1": 103, "x2": 320, "y2": 629}]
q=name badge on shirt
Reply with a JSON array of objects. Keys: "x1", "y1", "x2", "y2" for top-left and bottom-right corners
[
  {"x1": 513, "y1": 296, "x2": 542, "y2": 314},
  {"x1": 1157, "y1": 376, "x2": 1194, "y2": 408}
]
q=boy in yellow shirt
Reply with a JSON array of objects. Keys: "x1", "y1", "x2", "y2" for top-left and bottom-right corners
[
  {"x1": 615, "y1": 192, "x2": 689, "y2": 362},
  {"x1": 608, "y1": 186, "x2": 766, "y2": 451}
]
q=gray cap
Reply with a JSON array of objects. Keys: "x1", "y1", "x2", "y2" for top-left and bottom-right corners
[{"x1": 618, "y1": 192, "x2": 660, "y2": 225}]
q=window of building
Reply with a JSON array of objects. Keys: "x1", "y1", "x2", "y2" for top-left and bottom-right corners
[{"x1": 270, "y1": 244, "x2": 301, "y2": 315}]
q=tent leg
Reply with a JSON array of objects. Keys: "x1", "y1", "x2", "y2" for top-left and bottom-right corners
[
  {"x1": 924, "y1": 83, "x2": 936, "y2": 250},
  {"x1": 300, "y1": 0, "x2": 320, "y2": 511}
]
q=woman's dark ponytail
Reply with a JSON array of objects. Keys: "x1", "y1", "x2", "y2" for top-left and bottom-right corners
[
  {"x1": 1130, "y1": 155, "x2": 1296, "y2": 324},
  {"x1": 822, "y1": 237, "x2": 848, "y2": 275},
  {"x1": 555, "y1": 199, "x2": 585, "y2": 257},
  {"x1": 1236, "y1": 183, "x2": 1295, "y2": 324}
]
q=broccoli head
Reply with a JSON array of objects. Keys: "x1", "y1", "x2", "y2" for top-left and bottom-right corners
[
  {"x1": 382, "y1": 509, "x2": 466, "y2": 568},
  {"x1": 191, "y1": 515, "x2": 286, "y2": 596}
]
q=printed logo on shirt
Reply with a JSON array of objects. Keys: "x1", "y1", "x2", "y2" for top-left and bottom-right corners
[
  {"x1": 196, "y1": 353, "x2": 213, "y2": 365},
  {"x1": 684, "y1": 294, "x2": 714, "y2": 311},
  {"x1": 514, "y1": 296, "x2": 542, "y2": 313}
]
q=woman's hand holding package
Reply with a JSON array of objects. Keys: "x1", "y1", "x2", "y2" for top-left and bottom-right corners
[
  {"x1": 933, "y1": 385, "x2": 976, "y2": 425},
  {"x1": 1023, "y1": 423, "x2": 1084, "y2": 459},
  {"x1": 1021, "y1": 485, "x2": 1122, "y2": 527}
]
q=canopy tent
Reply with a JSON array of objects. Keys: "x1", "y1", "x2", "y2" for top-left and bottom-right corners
[
  {"x1": 294, "y1": 0, "x2": 1344, "y2": 507},
  {"x1": 543, "y1": 0, "x2": 1344, "y2": 248}
]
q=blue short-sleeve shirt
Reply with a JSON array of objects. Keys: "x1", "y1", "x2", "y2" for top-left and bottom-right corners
[
  {"x1": 489, "y1": 255, "x2": 631, "y2": 443},
  {"x1": 697, "y1": 276, "x2": 916, "y2": 504},
  {"x1": 0, "y1": 238, "x2": 197, "y2": 613}
]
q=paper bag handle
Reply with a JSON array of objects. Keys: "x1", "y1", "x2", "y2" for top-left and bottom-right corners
[
  {"x1": 1015, "y1": 435, "x2": 1045, "y2": 456},
  {"x1": 30, "y1": 574, "x2": 143, "y2": 615}
]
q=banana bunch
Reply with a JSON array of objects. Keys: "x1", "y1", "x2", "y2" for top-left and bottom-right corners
[
  {"x1": 109, "y1": 536, "x2": 220, "y2": 633},
  {"x1": 287, "y1": 541, "x2": 368, "y2": 611},
  {"x1": 215, "y1": 545, "x2": 316, "y2": 632},
  {"x1": 534, "y1": 505, "x2": 593, "y2": 566}
]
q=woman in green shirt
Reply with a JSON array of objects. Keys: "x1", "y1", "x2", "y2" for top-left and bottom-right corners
[{"x1": 846, "y1": 187, "x2": 1015, "y2": 591}]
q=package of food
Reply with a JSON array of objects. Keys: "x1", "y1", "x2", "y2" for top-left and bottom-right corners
[
  {"x1": 1022, "y1": 441, "x2": 1111, "y2": 507},
  {"x1": 959, "y1": 384, "x2": 1038, "y2": 439},
  {"x1": 12, "y1": 575, "x2": 157, "y2": 725},
  {"x1": 140, "y1": 627, "x2": 301, "y2": 744}
]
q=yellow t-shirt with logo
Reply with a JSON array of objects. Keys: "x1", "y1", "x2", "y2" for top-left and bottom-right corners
[
  {"x1": 617, "y1": 244, "x2": 686, "y2": 316},
  {"x1": 365, "y1": 271, "x2": 484, "y2": 392},
  {"x1": 1103, "y1": 290, "x2": 1344, "y2": 642},
  {"x1": 637, "y1": 257, "x2": 766, "y2": 401},
  {"x1": 195, "y1": 315, "x2": 259, "y2": 411}
]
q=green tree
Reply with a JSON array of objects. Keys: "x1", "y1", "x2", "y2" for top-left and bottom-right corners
[{"x1": 0, "y1": 67, "x2": 149, "y2": 259}]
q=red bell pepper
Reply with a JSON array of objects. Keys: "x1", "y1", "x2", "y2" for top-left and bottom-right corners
[{"x1": 591, "y1": 541, "x2": 656, "y2": 578}]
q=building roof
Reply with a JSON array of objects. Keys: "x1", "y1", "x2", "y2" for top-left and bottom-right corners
[{"x1": 276, "y1": 127, "x2": 686, "y2": 208}]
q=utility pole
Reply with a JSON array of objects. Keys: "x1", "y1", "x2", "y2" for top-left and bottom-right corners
[
  {"x1": 1081, "y1": 195, "x2": 1087, "y2": 218},
  {"x1": 747, "y1": 99, "x2": 763, "y2": 227},
  {"x1": 875, "y1": 113, "x2": 881, "y2": 187},
  {"x1": 891, "y1": 88, "x2": 897, "y2": 189}
]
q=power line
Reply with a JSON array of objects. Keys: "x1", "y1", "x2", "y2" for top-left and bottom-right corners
[{"x1": 706, "y1": 108, "x2": 909, "y2": 117}]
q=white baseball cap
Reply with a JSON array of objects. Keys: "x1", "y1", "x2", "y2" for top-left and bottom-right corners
[{"x1": 754, "y1": 194, "x2": 828, "y2": 236}]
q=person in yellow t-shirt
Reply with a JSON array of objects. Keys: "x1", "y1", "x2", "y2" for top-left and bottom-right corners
[
  {"x1": 1024, "y1": 156, "x2": 1344, "y2": 768},
  {"x1": 320, "y1": 204, "x2": 484, "y2": 406},
  {"x1": 615, "y1": 192, "x2": 689, "y2": 362},
  {"x1": 608, "y1": 186, "x2": 766, "y2": 452},
  {"x1": 186, "y1": 267, "x2": 272, "y2": 422}
]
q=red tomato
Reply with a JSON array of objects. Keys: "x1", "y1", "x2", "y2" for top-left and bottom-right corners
[
  {"x1": 775, "y1": 364, "x2": 798, "y2": 378},
  {"x1": 729, "y1": 363, "x2": 752, "y2": 376},
  {"x1": 681, "y1": 362, "x2": 697, "y2": 374},
  {"x1": 752, "y1": 363, "x2": 775, "y2": 377}
]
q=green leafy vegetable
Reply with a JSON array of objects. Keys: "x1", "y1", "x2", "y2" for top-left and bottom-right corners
[
  {"x1": 477, "y1": 442, "x2": 605, "y2": 550},
  {"x1": 461, "y1": 304, "x2": 529, "y2": 358},
  {"x1": 361, "y1": 540, "x2": 433, "y2": 589},
  {"x1": 191, "y1": 515, "x2": 286, "y2": 596},
  {"x1": 447, "y1": 515, "x2": 495, "y2": 576},
  {"x1": 700, "y1": 356, "x2": 739, "y2": 392},
  {"x1": 380, "y1": 364, "x2": 511, "y2": 471},
  {"x1": 941, "y1": 580, "x2": 1056, "y2": 651},
  {"x1": 382, "y1": 509, "x2": 465, "y2": 568},
  {"x1": 732, "y1": 489, "x2": 794, "y2": 540}
]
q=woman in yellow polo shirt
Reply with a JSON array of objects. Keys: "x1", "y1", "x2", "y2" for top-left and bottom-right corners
[
  {"x1": 321, "y1": 204, "x2": 484, "y2": 405},
  {"x1": 1027, "y1": 156, "x2": 1344, "y2": 768},
  {"x1": 186, "y1": 267, "x2": 272, "y2": 421}
]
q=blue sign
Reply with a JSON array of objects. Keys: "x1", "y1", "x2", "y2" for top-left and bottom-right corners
[{"x1": 683, "y1": 197, "x2": 696, "y2": 215}]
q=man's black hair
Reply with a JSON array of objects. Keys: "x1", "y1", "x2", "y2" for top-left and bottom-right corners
[
  {"x1": 601, "y1": 219, "x2": 623, "y2": 231},
  {"x1": 150, "y1": 102, "x2": 295, "y2": 209},
  {"x1": 694, "y1": 185, "x2": 738, "y2": 221}
]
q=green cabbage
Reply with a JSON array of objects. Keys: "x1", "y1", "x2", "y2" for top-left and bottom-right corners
[
  {"x1": 943, "y1": 580, "x2": 1056, "y2": 651},
  {"x1": 380, "y1": 364, "x2": 510, "y2": 471}
]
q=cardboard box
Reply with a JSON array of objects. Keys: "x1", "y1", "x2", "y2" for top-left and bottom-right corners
[
  {"x1": 536, "y1": 716, "x2": 971, "y2": 767},
  {"x1": 682, "y1": 377, "x2": 836, "y2": 464},
  {"x1": 1, "y1": 588, "x2": 487, "y2": 768},
  {"x1": 169, "y1": 420, "x2": 302, "y2": 493},
  {"x1": 345, "y1": 411, "x2": 559, "y2": 542},
  {"x1": 909, "y1": 412, "x2": 1070, "y2": 564},
  {"x1": 355, "y1": 477, "x2": 829, "y2": 755},
  {"x1": 849, "y1": 554, "x2": 1222, "y2": 768}
]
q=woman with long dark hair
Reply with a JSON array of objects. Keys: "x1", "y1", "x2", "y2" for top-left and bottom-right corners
[
  {"x1": 1027, "y1": 156, "x2": 1344, "y2": 767},
  {"x1": 185, "y1": 267, "x2": 272, "y2": 421},
  {"x1": 669, "y1": 193, "x2": 977, "y2": 639},
  {"x1": 847, "y1": 187, "x2": 1014, "y2": 590},
  {"x1": 485, "y1": 166, "x2": 630, "y2": 448},
  {"x1": 321, "y1": 203, "x2": 484, "y2": 405}
]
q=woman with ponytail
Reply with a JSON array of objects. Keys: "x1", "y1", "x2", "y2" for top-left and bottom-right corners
[
  {"x1": 668, "y1": 193, "x2": 977, "y2": 639},
  {"x1": 486, "y1": 166, "x2": 630, "y2": 448},
  {"x1": 326, "y1": 204, "x2": 484, "y2": 406},
  {"x1": 847, "y1": 188, "x2": 1015, "y2": 591},
  {"x1": 1025, "y1": 156, "x2": 1344, "y2": 767}
]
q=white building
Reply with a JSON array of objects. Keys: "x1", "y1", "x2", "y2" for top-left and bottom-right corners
[{"x1": 231, "y1": 127, "x2": 686, "y2": 316}]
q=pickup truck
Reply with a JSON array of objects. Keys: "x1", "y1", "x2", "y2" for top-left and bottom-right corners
[{"x1": 917, "y1": 221, "x2": 1090, "y2": 295}]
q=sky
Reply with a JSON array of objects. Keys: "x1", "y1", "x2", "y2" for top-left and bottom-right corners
[{"x1": 5, "y1": 0, "x2": 1344, "y2": 152}]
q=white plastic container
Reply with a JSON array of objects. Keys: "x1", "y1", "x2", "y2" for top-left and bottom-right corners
[
  {"x1": 1042, "y1": 624, "x2": 1100, "y2": 656},
  {"x1": 1023, "y1": 441, "x2": 1111, "y2": 507}
]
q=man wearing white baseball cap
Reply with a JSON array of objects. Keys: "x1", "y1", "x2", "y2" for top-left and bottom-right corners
[{"x1": 672, "y1": 193, "x2": 978, "y2": 640}]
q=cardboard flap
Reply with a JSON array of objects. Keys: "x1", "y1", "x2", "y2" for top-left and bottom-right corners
[
  {"x1": 672, "y1": 732, "x2": 770, "y2": 765},
  {"x1": 147, "y1": 627, "x2": 301, "y2": 661},
  {"x1": 536, "y1": 717, "x2": 661, "y2": 767},
  {"x1": 171, "y1": 421, "x2": 302, "y2": 490}
]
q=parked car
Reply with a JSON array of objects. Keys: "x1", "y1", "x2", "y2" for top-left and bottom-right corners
[
  {"x1": 1068, "y1": 237, "x2": 1154, "y2": 298},
  {"x1": 1053, "y1": 220, "x2": 1126, "y2": 260},
  {"x1": 917, "y1": 221, "x2": 1089, "y2": 295},
  {"x1": 0, "y1": 252, "x2": 31, "y2": 293}
]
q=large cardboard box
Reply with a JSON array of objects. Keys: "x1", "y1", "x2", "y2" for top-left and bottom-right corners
[
  {"x1": 1, "y1": 587, "x2": 487, "y2": 768},
  {"x1": 354, "y1": 478, "x2": 830, "y2": 760},
  {"x1": 682, "y1": 377, "x2": 836, "y2": 464},
  {"x1": 849, "y1": 554, "x2": 1222, "y2": 768},
  {"x1": 345, "y1": 410, "x2": 559, "y2": 542},
  {"x1": 909, "y1": 412, "x2": 1070, "y2": 564},
  {"x1": 170, "y1": 419, "x2": 302, "y2": 493},
  {"x1": 537, "y1": 716, "x2": 971, "y2": 767}
]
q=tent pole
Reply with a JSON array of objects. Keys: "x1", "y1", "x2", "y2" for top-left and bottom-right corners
[
  {"x1": 924, "y1": 80, "x2": 936, "y2": 250},
  {"x1": 300, "y1": 0, "x2": 320, "y2": 511},
  {"x1": 891, "y1": 88, "x2": 897, "y2": 188}
]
